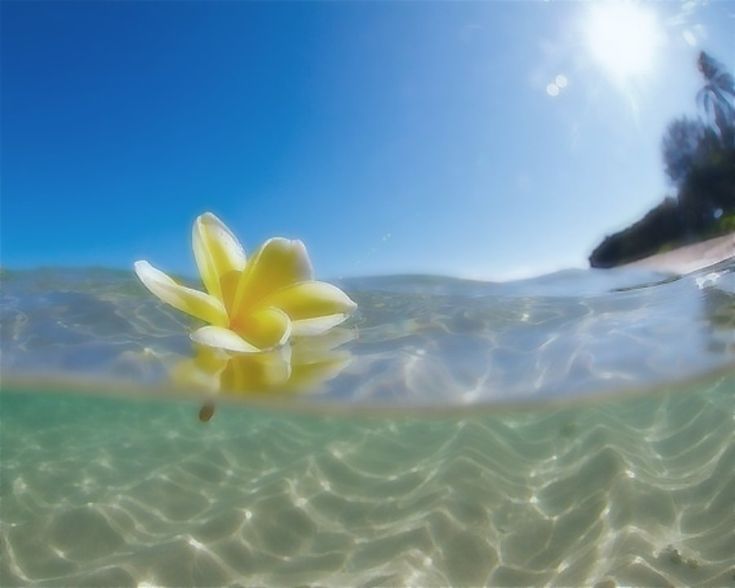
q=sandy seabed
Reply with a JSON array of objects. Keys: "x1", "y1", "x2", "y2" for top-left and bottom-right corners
[{"x1": 1, "y1": 376, "x2": 734, "y2": 587}]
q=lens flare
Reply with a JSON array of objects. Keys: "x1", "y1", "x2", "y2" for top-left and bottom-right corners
[{"x1": 584, "y1": 1, "x2": 664, "y2": 84}]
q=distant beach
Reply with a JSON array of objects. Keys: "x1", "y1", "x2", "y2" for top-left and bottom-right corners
[{"x1": 623, "y1": 232, "x2": 735, "y2": 274}]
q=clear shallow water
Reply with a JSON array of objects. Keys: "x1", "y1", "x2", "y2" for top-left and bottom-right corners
[
  {"x1": 2, "y1": 263, "x2": 735, "y2": 408},
  {"x1": 1, "y1": 265, "x2": 735, "y2": 586},
  {"x1": 2, "y1": 378, "x2": 734, "y2": 586}
]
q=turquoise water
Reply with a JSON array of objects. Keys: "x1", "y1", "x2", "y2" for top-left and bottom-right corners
[{"x1": 2, "y1": 266, "x2": 735, "y2": 585}]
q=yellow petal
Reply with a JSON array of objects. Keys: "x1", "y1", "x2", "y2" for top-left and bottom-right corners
[
  {"x1": 219, "y1": 269, "x2": 243, "y2": 316},
  {"x1": 190, "y1": 326, "x2": 261, "y2": 353},
  {"x1": 231, "y1": 307, "x2": 292, "y2": 350},
  {"x1": 192, "y1": 212, "x2": 247, "y2": 302},
  {"x1": 230, "y1": 238, "x2": 313, "y2": 317},
  {"x1": 261, "y1": 281, "x2": 357, "y2": 323},
  {"x1": 134, "y1": 260, "x2": 228, "y2": 326}
]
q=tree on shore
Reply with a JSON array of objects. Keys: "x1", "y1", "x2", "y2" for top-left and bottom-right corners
[
  {"x1": 662, "y1": 117, "x2": 705, "y2": 187},
  {"x1": 658, "y1": 51, "x2": 735, "y2": 234},
  {"x1": 662, "y1": 52, "x2": 734, "y2": 189},
  {"x1": 591, "y1": 51, "x2": 735, "y2": 267},
  {"x1": 697, "y1": 51, "x2": 735, "y2": 148}
]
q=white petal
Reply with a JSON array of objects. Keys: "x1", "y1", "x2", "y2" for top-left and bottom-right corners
[
  {"x1": 134, "y1": 260, "x2": 228, "y2": 326},
  {"x1": 190, "y1": 326, "x2": 262, "y2": 353},
  {"x1": 291, "y1": 313, "x2": 349, "y2": 336}
]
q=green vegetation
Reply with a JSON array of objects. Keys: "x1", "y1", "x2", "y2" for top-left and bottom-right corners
[
  {"x1": 590, "y1": 52, "x2": 735, "y2": 268},
  {"x1": 711, "y1": 212, "x2": 735, "y2": 235}
]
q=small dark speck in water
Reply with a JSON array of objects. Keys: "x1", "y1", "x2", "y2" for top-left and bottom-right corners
[
  {"x1": 664, "y1": 545, "x2": 682, "y2": 565},
  {"x1": 198, "y1": 403, "x2": 215, "y2": 422}
]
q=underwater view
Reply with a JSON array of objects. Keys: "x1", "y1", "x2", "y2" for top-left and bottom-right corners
[
  {"x1": 2, "y1": 263, "x2": 735, "y2": 586},
  {"x1": 2, "y1": 0, "x2": 735, "y2": 586}
]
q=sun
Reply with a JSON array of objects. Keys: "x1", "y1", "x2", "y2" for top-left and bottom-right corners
[{"x1": 583, "y1": 1, "x2": 664, "y2": 85}]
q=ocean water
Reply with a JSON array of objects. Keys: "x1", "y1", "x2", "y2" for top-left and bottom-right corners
[{"x1": 1, "y1": 265, "x2": 735, "y2": 586}]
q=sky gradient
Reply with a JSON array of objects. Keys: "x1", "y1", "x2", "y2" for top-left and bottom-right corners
[{"x1": 2, "y1": 1, "x2": 734, "y2": 280}]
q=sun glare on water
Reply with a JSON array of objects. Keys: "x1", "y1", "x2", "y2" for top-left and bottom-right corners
[{"x1": 584, "y1": 1, "x2": 664, "y2": 85}]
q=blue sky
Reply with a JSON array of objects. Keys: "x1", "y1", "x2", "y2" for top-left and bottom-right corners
[{"x1": 2, "y1": 1, "x2": 733, "y2": 280}]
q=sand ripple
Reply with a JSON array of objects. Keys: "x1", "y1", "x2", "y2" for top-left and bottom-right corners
[{"x1": 2, "y1": 376, "x2": 735, "y2": 586}]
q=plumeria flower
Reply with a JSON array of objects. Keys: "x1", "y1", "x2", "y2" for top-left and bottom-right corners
[{"x1": 134, "y1": 213, "x2": 357, "y2": 352}]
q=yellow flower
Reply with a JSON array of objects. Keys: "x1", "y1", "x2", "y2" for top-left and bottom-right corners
[{"x1": 134, "y1": 212, "x2": 357, "y2": 352}]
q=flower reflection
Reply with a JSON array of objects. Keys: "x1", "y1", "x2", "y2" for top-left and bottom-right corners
[{"x1": 171, "y1": 328, "x2": 355, "y2": 421}]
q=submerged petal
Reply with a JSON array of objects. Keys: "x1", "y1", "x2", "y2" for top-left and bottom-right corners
[
  {"x1": 292, "y1": 327, "x2": 357, "y2": 355},
  {"x1": 190, "y1": 325, "x2": 261, "y2": 353},
  {"x1": 262, "y1": 281, "x2": 357, "y2": 322},
  {"x1": 291, "y1": 314, "x2": 350, "y2": 336},
  {"x1": 286, "y1": 352, "x2": 352, "y2": 392},
  {"x1": 193, "y1": 212, "x2": 247, "y2": 301},
  {"x1": 170, "y1": 348, "x2": 229, "y2": 392},
  {"x1": 231, "y1": 307, "x2": 292, "y2": 350},
  {"x1": 221, "y1": 347, "x2": 293, "y2": 393},
  {"x1": 230, "y1": 238, "x2": 313, "y2": 316},
  {"x1": 134, "y1": 261, "x2": 228, "y2": 326}
]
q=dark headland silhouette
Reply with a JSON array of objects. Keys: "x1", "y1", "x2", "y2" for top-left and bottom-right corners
[{"x1": 590, "y1": 52, "x2": 735, "y2": 268}]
